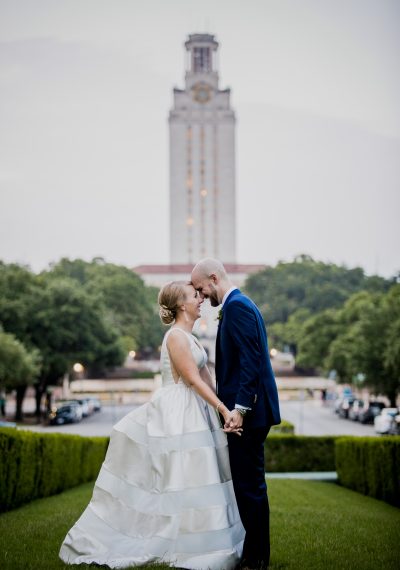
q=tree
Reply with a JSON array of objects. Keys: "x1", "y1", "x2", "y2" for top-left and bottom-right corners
[
  {"x1": 44, "y1": 258, "x2": 164, "y2": 353},
  {"x1": 244, "y1": 255, "x2": 391, "y2": 325},
  {"x1": 0, "y1": 329, "x2": 41, "y2": 421},
  {"x1": 29, "y1": 277, "x2": 125, "y2": 417},
  {"x1": 0, "y1": 259, "x2": 162, "y2": 419},
  {"x1": 384, "y1": 318, "x2": 400, "y2": 403},
  {"x1": 382, "y1": 285, "x2": 400, "y2": 404},
  {"x1": 0, "y1": 262, "x2": 39, "y2": 340},
  {"x1": 325, "y1": 287, "x2": 400, "y2": 404},
  {"x1": 296, "y1": 309, "x2": 343, "y2": 372},
  {"x1": 269, "y1": 308, "x2": 311, "y2": 355}
]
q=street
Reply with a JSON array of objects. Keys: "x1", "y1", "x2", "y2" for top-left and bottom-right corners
[
  {"x1": 280, "y1": 399, "x2": 376, "y2": 436},
  {"x1": 18, "y1": 397, "x2": 377, "y2": 437},
  {"x1": 19, "y1": 403, "x2": 136, "y2": 437}
]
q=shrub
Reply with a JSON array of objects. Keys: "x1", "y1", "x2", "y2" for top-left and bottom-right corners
[
  {"x1": 0, "y1": 428, "x2": 108, "y2": 513},
  {"x1": 270, "y1": 419, "x2": 295, "y2": 434},
  {"x1": 131, "y1": 370, "x2": 156, "y2": 379},
  {"x1": 335, "y1": 436, "x2": 400, "y2": 507},
  {"x1": 265, "y1": 435, "x2": 337, "y2": 472}
]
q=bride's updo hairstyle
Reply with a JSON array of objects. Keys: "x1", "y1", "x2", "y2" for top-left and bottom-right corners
[{"x1": 158, "y1": 281, "x2": 189, "y2": 325}]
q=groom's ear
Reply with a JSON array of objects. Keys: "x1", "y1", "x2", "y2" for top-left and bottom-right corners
[{"x1": 210, "y1": 273, "x2": 218, "y2": 284}]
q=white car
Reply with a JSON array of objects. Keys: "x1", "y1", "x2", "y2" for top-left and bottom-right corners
[{"x1": 374, "y1": 408, "x2": 399, "y2": 434}]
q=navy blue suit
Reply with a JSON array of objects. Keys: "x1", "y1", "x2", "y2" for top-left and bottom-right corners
[{"x1": 215, "y1": 289, "x2": 281, "y2": 568}]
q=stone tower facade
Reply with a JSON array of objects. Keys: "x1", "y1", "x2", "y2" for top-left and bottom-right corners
[{"x1": 169, "y1": 34, "x2": 236, "y2": 264}]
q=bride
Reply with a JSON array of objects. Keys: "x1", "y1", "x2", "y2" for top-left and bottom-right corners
[{"x1": 59, "y1": 280, "x2": 245, "y2": 569}]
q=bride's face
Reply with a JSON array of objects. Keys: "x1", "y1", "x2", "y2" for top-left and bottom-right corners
[{"x1": 183, "y1": 285, "x2": 204, "y2": 320}]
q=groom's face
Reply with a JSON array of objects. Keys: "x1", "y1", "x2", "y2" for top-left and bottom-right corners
[{"x1": 191, "y1": 275, "x2": 220, "y2": 307}]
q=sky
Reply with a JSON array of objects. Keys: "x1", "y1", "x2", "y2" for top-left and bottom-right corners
[{"x1": 0, "y1": 0, "x2": 399, "y2": 277}]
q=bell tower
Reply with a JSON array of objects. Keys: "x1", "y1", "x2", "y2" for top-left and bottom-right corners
[{"x1": 169, "y1": 33, "x2": 236, "y2": 264}]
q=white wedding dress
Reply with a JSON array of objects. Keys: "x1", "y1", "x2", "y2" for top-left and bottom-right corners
[{"x1": 59, "y1": 327, "x2": 244, "y2": 569}]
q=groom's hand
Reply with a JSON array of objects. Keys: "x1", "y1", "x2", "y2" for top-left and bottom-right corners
[{"x1": 225, "y1": 409, "x2": 244, "y2": 430}]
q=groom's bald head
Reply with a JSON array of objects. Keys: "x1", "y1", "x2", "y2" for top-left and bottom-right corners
[
  {"x1": 191, "y1": 258, "x2": 232, "y2": 307},
  {"x1": 191, "y1": 258, "x2": 227, "y2": 281}
]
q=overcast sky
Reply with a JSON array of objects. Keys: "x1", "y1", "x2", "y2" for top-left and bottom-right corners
[{"x1": 1, "y1": 0, "x2": 399, "y2": 277}]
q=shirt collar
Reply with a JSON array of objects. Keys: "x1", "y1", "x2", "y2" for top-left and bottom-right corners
[{"x1": 221, "y1": 286, "x2": 238, "y2": 307}]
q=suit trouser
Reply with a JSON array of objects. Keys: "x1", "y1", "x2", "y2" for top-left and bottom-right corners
[{"x1": 227, "y1": 427, "x2": 270, "y2": 568}]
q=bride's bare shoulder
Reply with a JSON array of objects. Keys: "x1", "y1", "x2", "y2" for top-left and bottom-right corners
[{"x1": 165, "y1": 327, "x2": 191, "y2": 350}]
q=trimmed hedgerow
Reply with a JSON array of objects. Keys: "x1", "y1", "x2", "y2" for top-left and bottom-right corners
[
  {"x1": 265, "y1": 435, "x2": 337, "y2": 472},
  {"x1": 0, "y1": 428, "x2": 108, "y2": 513},
  {"x1": 270, "y1": 419, "x2": 295, "y2": 435},
  {"x1": 335, "y1": 436, "x2": 400, "y2": 507}
]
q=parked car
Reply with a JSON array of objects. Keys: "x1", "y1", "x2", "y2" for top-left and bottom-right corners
[
  {"x1": 333, "y1": 397, "x2": 343, "y2": 414},
  {"x1": 0, "y1": 421, "x2": 16, "y2": 428},
  {"x1": 348, "y1": 399, "x2": 364, "y2": 421},
  {"x1": 338, "y1": 396, "x2": 356, "y2": 419},
  {"x1": 72, "y1": 398, "x2": 90, "y2": 417},
  {"x1": 374, "y1": 408, "x2": 399, "y2": 434},
  {"x1": 388, "y1": 413, "x2": 400, "y2": 435},
  {"x1": 358, "y1": 402, "x2": 386, "y2": 424},
  {"x1": 83, "y1": 398, "x2": 95, "y2": 415},
  {"x1": 88, "y1": 397, "x2": 102, "y2": 412},
  {"x1": 334, "y1": 397, "x2": 348, "y2": 414},
  {"x1": 334, "y1": 389, "x2": 353, "y2": 414},
  {"x1": 48, "y1": 401, "x2": 83, "y2": 425}
]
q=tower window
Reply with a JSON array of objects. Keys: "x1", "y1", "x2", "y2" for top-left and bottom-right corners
[{"x1": 193, "y1": 47, "x2": 211, "y2": 72}]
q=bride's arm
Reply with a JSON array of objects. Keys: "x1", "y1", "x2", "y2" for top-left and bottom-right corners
[
  {"x1": 167, "y1": 332, "x2": 230, "y2": 423},
  {"x1": 199, "y1": 365, "x2": 216, "y2": 391}
]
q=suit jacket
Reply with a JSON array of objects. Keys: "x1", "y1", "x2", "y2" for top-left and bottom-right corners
[{"x1": 215, "y1": 289, "x2": 281, "y2": 428}]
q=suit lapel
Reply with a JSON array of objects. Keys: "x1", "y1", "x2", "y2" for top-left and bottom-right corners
[
  {"x1": 215, "y1": 289, "x2": 241, "y2": 394},
  {"x1": 215, "y1": 322, "x2": 221, "y2": 393}
]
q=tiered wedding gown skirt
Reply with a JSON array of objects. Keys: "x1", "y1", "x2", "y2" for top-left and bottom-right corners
[{"x1": 59, "y1": 380, "x2": 244, "y2": 569}]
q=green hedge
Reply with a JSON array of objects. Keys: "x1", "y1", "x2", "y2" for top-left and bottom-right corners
[
  {"x1": 6, "y1": 430, "x2": 398, "y2": 511},
  {"x1": 0, "y1": 428, "x2": 108, "y2": 513},
  {"x1": 335, "y1": 436, "x2": 400, "y2": 507},
  {"x1": 270, "y1": 419, "x2": 295, "y2": 435},
  {"x1": 265, "y1": 435, "x2": 337, "y2": 472},
  {"x1": 130, "y1": 370, "x2": 156, "y2": 379}
]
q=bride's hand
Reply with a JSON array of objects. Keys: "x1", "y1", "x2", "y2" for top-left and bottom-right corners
[
  {"x1": 218, "y1": 404, "x2": 231, "y2": 424},
  {"x1": 220, "y1": 407, "x2": 243, "y2": 436},
  {"x1": 223, "y1": 425, "x2": 243, "y2": 436}
]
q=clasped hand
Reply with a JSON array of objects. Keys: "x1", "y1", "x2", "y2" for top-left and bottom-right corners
[{"x1": 222, "y1": 409, "x2": 243, "y2": 436}]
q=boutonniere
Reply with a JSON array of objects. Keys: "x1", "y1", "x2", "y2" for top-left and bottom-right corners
[{"x1": 217, "y1": 308, "x2": 223, "y2": 321}]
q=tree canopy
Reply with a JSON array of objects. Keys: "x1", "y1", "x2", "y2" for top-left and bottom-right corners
[
  {"x1": 0, "y1": 258, "x2": 164, "y2": 418},
  {"x1": 45, "y1": 258, "x2": 164, "y2": 353},
  {"x1": 244, "y1": 255, "x2": 391, "y2": 325},
  {"x1": 0, "y1": 329, "x2": 41, "y2": 390},
  {"x1": 245, "y1": 256, "x2": 399, "y2": 403}
]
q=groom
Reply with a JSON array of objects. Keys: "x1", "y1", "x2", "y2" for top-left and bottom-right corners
[{"x1": 191, "y1": 259, "x2": 281, "y2": 569}]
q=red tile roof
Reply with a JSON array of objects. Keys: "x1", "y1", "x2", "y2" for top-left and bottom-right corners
[{"x1": 132, "y1": 263, "x2": 266, "y2": 275}]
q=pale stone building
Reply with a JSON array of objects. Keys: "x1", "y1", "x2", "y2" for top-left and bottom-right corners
[{"x1": 169, "y1": 33, "x2": 236, "y2": 263}]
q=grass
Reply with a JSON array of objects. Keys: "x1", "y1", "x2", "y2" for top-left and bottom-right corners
[
  {"x1": 268, "y1": 479, "x2": 400, "y2": 569},
  {"x1": 0, "y1": 480, "x2": 399, "y2": 570}
]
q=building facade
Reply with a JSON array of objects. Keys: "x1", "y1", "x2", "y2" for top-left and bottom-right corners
[{"x1": 169, "y1": 33, "x2": 236, "y2": 264}]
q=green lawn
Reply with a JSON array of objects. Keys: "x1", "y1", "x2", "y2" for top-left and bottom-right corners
[{"x1": 0, "y1": 479, "x2": 399, "y2": 570}]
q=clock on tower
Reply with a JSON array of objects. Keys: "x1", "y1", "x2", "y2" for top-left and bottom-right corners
[{"x1": 192, "y1": 83, "x2": 212, "y2": 104}]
